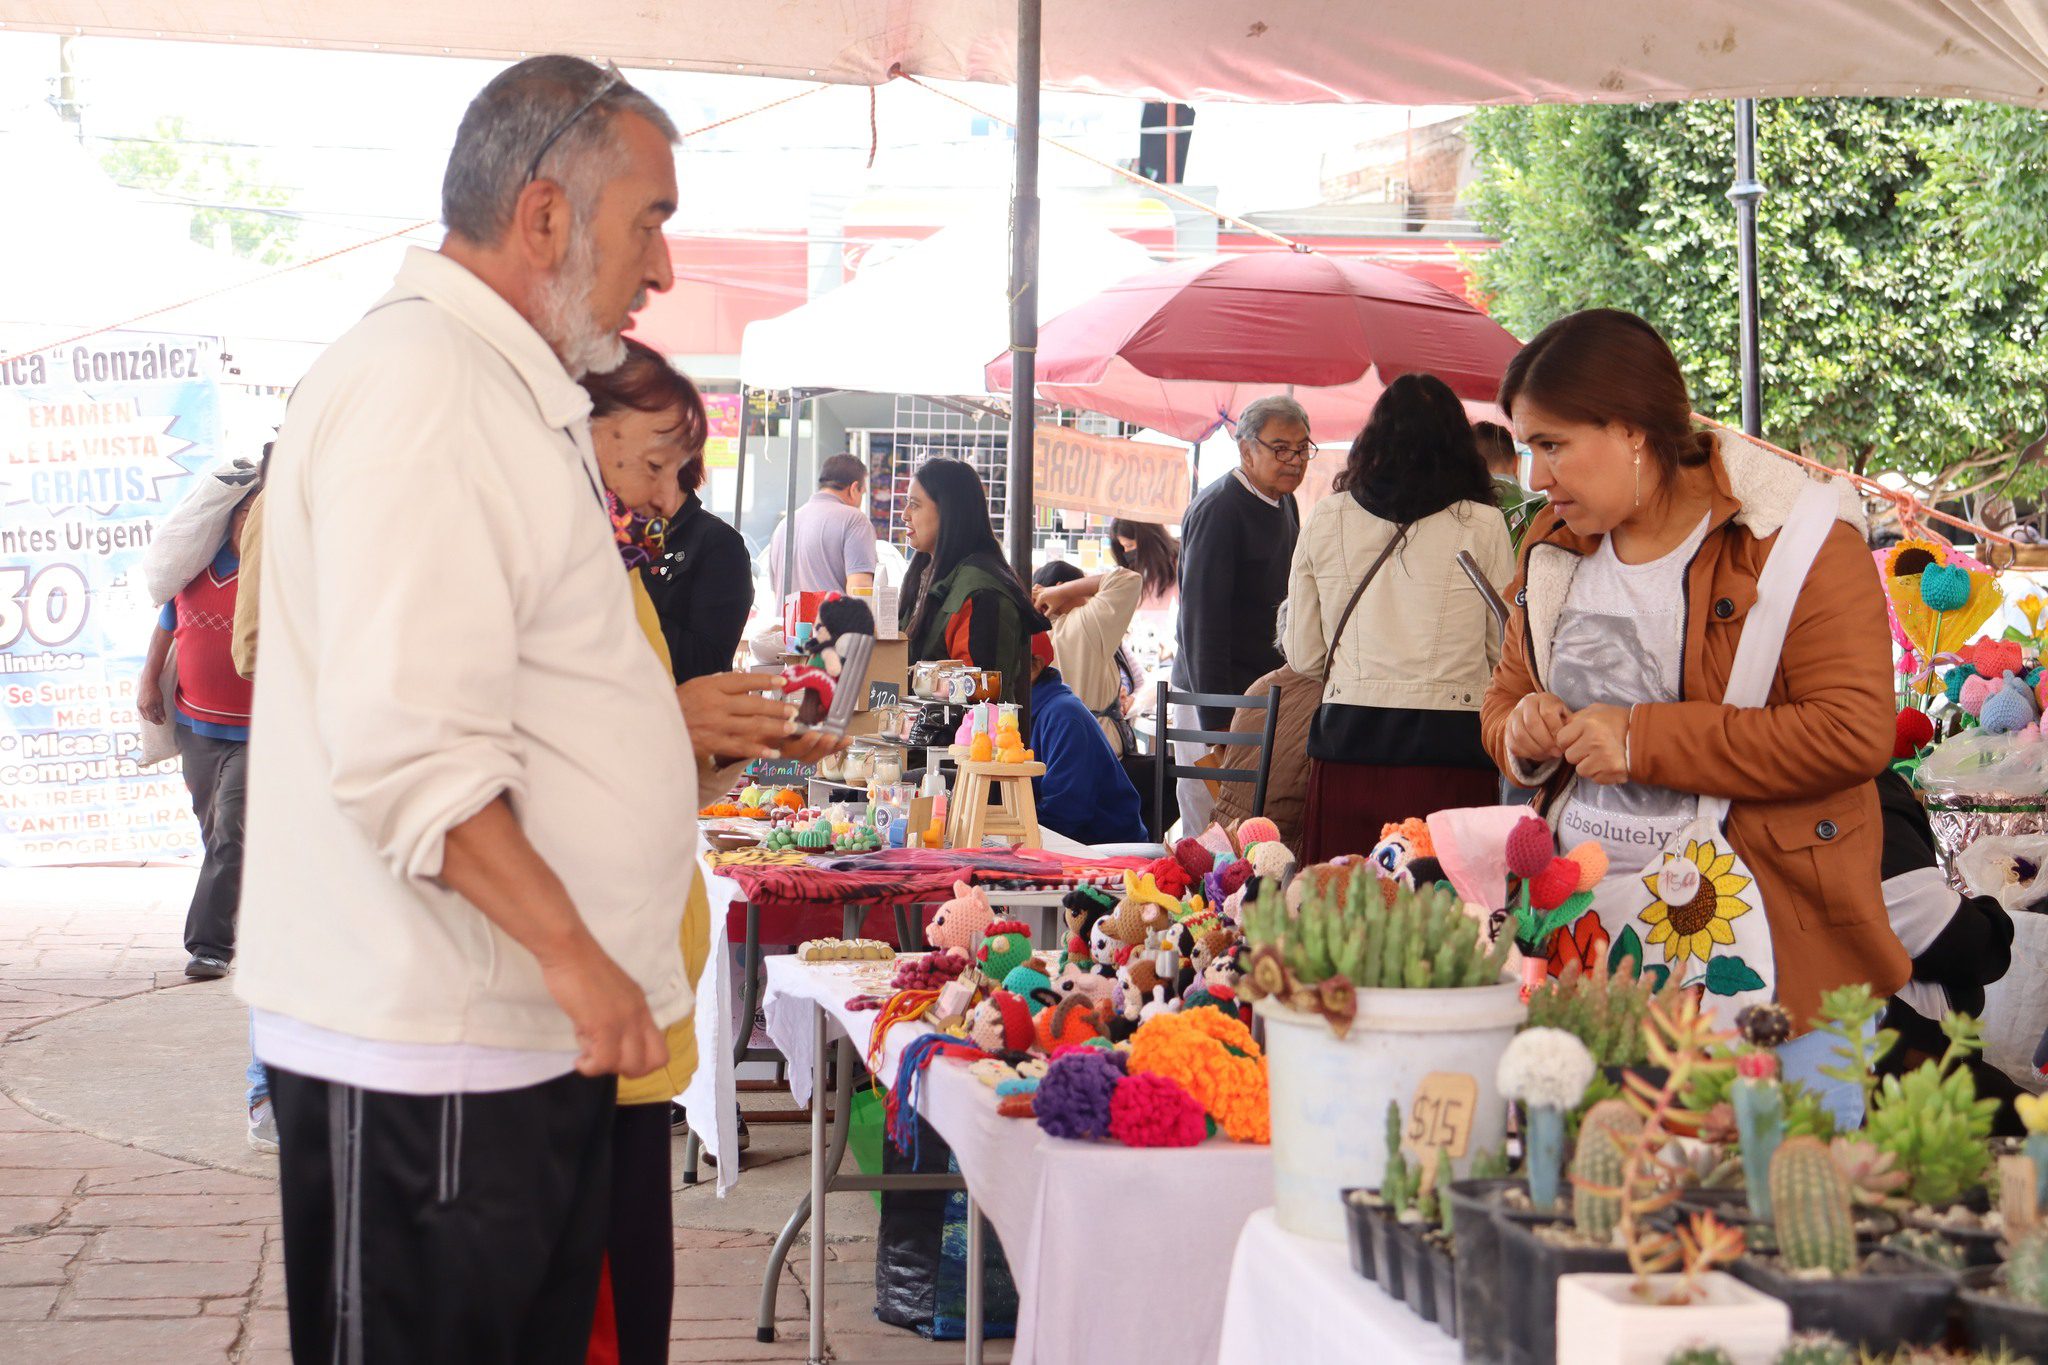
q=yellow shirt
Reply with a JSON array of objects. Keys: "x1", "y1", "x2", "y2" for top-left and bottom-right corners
[{"x1": 616, "y1": 567, "x2": 712, "y2": 1106}]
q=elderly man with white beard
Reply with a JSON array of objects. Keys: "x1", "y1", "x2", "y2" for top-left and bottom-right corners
[{"x1": 235, "y1": 57, "x2": 823, "y2": 1362}]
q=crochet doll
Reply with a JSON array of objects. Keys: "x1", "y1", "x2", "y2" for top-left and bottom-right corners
[
  {"x1": 967, "y1": 991, "x2": 1037, "y2": 1055},
  {"x1": 927, "y1": 881, "x2": 994, "y2": 961},
  {"x1": 1091, "y1": 899, "x2": 1149, "y2": 970},
  {"x1": 1059, "y1": 886, "x2": 1116, "y2": 974}
]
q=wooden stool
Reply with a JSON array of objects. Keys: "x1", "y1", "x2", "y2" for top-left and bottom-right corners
[{"x1": 944, "y1": 758, "x2": 1046, "y2": 849}]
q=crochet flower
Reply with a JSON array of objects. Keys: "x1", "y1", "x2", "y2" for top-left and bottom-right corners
[
  {"x1": 1638, "y1": 841, "x2": 1753, "y2": 967},
  {"x1": 1495, "y1": 1027, "x2": 1596, "y2": 1113},
  {"x1": 1107, "y1": 1071, "x2": 1208, "y2": 1148},
  {"x1": 1033, "y1": 1048, "x2": 1126, "y2": 1141},
  {"x1": 1127, "y1": 1008, "x2": 1270, "y2": 1144},
  {"x1": 2018, "y1": 1093, "x2": 2048, "y2": 1136},
  {"x1": 1245, "y1": 945, "x2": 1291, "y2": 1001}
]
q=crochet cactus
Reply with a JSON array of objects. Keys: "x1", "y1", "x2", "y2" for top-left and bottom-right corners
[
  {"x1": 1770, "y1": 1337, "x2": 1854, "y2": 1365},
  {"x1": 1571, "y1": 1099, "x2": 1639, "y2": 1244},
  {"x1": 1770, "y1": 1136, "x2": 1855, "y2": 1275},
  {"x1": 2004, "y1": 1224, "x2": 2048, "y2": 1310}
]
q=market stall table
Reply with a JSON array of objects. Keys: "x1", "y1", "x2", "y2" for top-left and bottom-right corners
[
  {"x1": 1217, "y1": 1208, "x2": 1461, "y2": 1365},
  {"x1": 761, "y1": 953, "x2": 1274, "y2": 1365}
]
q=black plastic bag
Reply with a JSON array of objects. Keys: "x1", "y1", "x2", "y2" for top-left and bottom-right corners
[{"x1": 873, "y1": 1129, "x2": 1019, "y2": 1340}]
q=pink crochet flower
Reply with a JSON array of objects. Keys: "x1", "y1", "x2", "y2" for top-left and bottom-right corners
[{"x1": 1106, "y1": 1071, "x2": 1208, "y2": 1148}]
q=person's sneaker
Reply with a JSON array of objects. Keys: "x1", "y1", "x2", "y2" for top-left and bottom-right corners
[
  {"x1": 184, "y1": 955, "x2": 229, "y2": 980},
  {"x1": 247, "y1": 1099, "x2": 280, "y2": 1154},
  {"x1": 669, "y1": 1101, "x2": 689, "y2": 1133}
]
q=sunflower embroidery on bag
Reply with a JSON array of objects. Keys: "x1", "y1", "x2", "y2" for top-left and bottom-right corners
[{"x1": 1635, "y1": 835, "x2": 1768, "y2": 999}]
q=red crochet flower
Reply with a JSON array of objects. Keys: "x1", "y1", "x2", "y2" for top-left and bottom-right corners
[
  {"x1": 1145, "y1": 857, "x2": 1193, "y2": 897},
  {"x1": 1107, "y1": 1071, "x2": 1208, "y2": 1148}
]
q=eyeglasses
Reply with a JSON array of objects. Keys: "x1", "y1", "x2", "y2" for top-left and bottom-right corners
[
  {"x1": 524, "y1": 60, "x2": 627, "y2": 185},
  {"x1": 1255, "y1": 437, "x2": 1320, "y2": 464}
]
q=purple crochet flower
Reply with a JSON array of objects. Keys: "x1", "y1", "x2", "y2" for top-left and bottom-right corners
[{"x1": 1033, "y1": 1048, "x2": 1127, "y2": 1141}]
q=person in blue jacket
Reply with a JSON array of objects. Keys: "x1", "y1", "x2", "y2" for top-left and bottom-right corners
[{"x1": 1028, "y1": 644, "x2": 1148, "y2": 846}]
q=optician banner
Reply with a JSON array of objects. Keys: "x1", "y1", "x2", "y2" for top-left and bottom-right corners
[
  {"x1": 0, "y1": 332, "x2": 222, "y2": 866},
  {"x1": 1032, "y1": 425, "x2": 1190, "y2": 525}
]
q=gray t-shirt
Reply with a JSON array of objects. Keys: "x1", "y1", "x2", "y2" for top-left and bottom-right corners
[
  {"x1": 1549, "y1": 515, "x2": 1711, "y2": 868},
  {"x1": 767, "y1": 489, "x2": 880, "y2": 599}
]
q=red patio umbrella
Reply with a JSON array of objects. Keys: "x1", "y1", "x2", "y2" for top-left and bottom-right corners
[{"x1": 985, "y1": 251, "x2": 1524, "y2": 443}]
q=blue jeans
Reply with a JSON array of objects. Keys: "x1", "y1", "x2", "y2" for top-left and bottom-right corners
[
  {"x1": 246, "y1": 1017, "x2": 269, "y2": 1108},
  {"x1": 1776, "y1": 1015, "x2": 1874, "y2": 1131}
]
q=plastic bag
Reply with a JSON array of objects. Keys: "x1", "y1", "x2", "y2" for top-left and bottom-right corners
[
  {"x1": 1954, "y1": 835, "x2": 2048, "y2": 913},
  {"x1": 1915, "y1": 730, "x2": 2048, "y2": 801},
  {"x1": 142, "y1": 458, "x2": 257, "y2": 605},
  {"x1": 1981, "y1": 910, "x2": 2048, "y2": 1094},
  {"x1": 874, "y1": 1133, "x2": 1018, "y2": 1340}
]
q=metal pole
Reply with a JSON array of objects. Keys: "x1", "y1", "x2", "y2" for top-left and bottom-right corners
[
  {"x1": 731, "y1": 383, "x2": 751, "y2": 528},
  {"x1": 807, "y1": 1007, "x2": 828, "y2": 1361},
  {"x1": 965, "y1": 1194, "x2": 986, "y2": 1365},
  {"x1": 1189, "y1": 441, "x2": 1201, "y2": 503},
  {"x1": 1728, "y1": 99, "x2": 1765, "y2": 439},
  {"x1": 781, "y1": 392, "x2": 802, "y2": 607},
  {"x1": 1005, "y1": 0, "x2": 1043, "y2": 575}
]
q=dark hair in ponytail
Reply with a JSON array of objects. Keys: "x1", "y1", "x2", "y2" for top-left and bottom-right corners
[{"x1": 1497, "y1": 309, "x2": 1715, "y2": 482}]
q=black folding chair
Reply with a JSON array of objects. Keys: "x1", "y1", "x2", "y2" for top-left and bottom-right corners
[{"x1": 1150, "y1": 678, "x2": 1281, "y2": 841}]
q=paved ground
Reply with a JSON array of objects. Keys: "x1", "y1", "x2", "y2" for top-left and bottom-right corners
[{"x1": 0, "y1": 867, "x2": 1009, "y2": 1363}]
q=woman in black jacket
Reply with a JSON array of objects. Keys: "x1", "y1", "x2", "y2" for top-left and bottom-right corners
[{"x1": 642, "y1": 465, "x2": 753, "y2": 684}]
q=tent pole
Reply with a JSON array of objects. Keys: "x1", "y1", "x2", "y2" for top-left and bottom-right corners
[
  {"x1": 731, "y1": 383, "x2": 750, "y2": 527},
  {"x1": 781, "y1": 391, "x2": 802, "y2": 605},
  {"x1": 1728, "y1": 98, "x2": 1765, "y2": 439},
  {"x1": 1005, "y1": 0, "x2": 1042, "y2": 574},
  {"x1": 1189, "y1": 441, "x2": 1201, "y2": 503}
]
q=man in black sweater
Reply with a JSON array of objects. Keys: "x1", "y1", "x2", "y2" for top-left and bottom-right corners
[{"x1": 1169, "y1": 395, "x2": 1308, "y2": 831}]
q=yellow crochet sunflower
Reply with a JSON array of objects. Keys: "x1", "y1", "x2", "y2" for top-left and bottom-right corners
[{"x1": 1638, "y1": 842, "x2": 1754, "y2": 967}]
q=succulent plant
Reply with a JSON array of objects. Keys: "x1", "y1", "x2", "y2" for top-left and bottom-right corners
[
  {"x1": 1829, "y1": 1136, "x2": 1908, "y2": 1211},
  {"x1": 1572, "y1": 1098, "x2": 1639, "y2": 1244},
  {"x1": 1664, "y1": 1348, "x2": 1735, "y2": 1365},
  {"x1": 1864, "y1": 1012, "x2": 2000, "y2": 1207},
  {"x1": 1771, "y1": 1336, "x2": 1853, "y2": 1365},
  {"x1": 1809, "y1": 984, "x2": 1898, "y2": 1126},
  {"x1": 1380, "y1": 1101, "x2": 1417, "y2": 1213},
  {"x1": 1771, "y1": 1135, "x2": 1856, "y2": 1275},
  {"x1": 2003, "y1": 1223, "x2": 2048, "y2": 1310},
  {"x1": 1239, "y1": 874, "x2": 1511, "y2": 1037},
  {"x1": 1499, "y1": 1027, "x2": 1597, "y2": 1212},
  {"x1": 1881, "y1": 1226, "x2": 1965, "y2": 1270},
  {"x1": 1470, "y1": 1144, "x2": 1511, "y2": 1181},
  {"x1": 1525, "y1": 962, "x2": 1685, "y2": 1068}
]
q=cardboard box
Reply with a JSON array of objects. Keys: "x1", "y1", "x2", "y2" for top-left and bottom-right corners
[{"x1": 860, "y1": 639, "x2": 910, "y2": 712}]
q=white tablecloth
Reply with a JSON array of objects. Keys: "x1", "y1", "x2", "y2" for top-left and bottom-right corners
[
  {"x1": 1217, "y1": 1208, "x2": 1461, "y2": 1365},
  {"x1": 762, "y1": 955, "x2": 1274, "y2": 1365},
  {"x1": 675, "y1": 865, "x2": 742, "y2": 1194}
]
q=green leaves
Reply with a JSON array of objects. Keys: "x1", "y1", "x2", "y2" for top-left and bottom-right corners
[
  {"x1": 1466, "y1": 99, "x2": 2048, "y2": 508},
  {"x1": 1702, "y1": 955, "x2": 1766, "y2": 997}
]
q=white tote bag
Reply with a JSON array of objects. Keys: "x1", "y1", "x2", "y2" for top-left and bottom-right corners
[{"x1": 1601, "y1": 479, "x2": 1841, "y2": 1023}]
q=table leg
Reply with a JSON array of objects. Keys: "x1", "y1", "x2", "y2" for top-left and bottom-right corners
[
  {"x1": 735, "y1": 901, "x2": 763, "y2": 1069},
  {"x1": 964, "y1": 1193, "x2": 985, "y2": 1365},
  {"x1": 808, "y1": 1003, "x2": 828, "y2": 1363}
]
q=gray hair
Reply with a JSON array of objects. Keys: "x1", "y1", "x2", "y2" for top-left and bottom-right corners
[
  {"x1": 1235, "y1": 395, "x2": 1311, "y2": 445},
  {"x1": 442, "y1": 55, "x2": 680, "y2": 245}
]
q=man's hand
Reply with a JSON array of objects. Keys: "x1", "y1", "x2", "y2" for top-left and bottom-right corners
[
  {"x1": 137, "y1": 672, "x2": 166, "y2": 727},
  {"x1": 678, "y1": 672, "x2": 798, "y2": 760},
  {"x1": 775, "y1": 729, "x2": 850, "y2": 764},
  {"x1": 535, "y1": 933, "x2": 669, "y2": 1079},
  {"x1": 1558, "y1": 703, "x2": 1632, "y2": 785},
  {"x1": 1504, "y1": 692, "x2": 1571, "y2": 765}
]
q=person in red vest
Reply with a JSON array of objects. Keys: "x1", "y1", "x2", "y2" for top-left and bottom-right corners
[{"x1": 138, "y1": 491, "x2": 256, "y2": 982}]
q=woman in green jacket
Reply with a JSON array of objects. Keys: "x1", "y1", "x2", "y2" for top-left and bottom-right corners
[{"x1": 900, "y1": 458, "x2": 1053, "y2": 734}]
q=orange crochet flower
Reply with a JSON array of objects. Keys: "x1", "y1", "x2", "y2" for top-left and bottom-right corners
[{"x1": 1126, "y1": 1008, "x2": 1271, "y2": 1144}]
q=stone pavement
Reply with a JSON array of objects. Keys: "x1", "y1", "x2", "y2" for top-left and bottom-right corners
[{"x1": 0, "y1": 867, "x2": 1010, "y2": 1363}]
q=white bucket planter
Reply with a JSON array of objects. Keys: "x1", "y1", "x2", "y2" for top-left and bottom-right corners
[
  {"x1": 1556, "y1": 1272, "x2": 1790, "y2": 1365},
  {"x1": 1256, "y1": 978, "x2": 1524, "y2": 1241}
]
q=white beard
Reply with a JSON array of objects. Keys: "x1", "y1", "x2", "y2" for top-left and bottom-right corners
[{"x1": 534, "y1": 231, "x2": 626, "y2": 380}]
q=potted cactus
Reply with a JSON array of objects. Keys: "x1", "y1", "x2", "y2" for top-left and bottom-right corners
[
  {"x1": 1242, "y1": 871, "x2": 1520, "y2": 1241},
  {"x1": 1869, "y1": 1011, "x2": 2002, "y2": 1265},
  {"x1": 1961, "y1": 1222, "x2": 2048, "y2": 1358},
  {"x1": 1553, "y1": 997, "x2": 1792, "y2": 1365},
  {"x1": 1728, "y1": 1135, "x2": 1953, "y2": 1350}
]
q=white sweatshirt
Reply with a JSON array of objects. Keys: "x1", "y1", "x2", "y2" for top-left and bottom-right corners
[{"x1": 235, "y1": 248, "x2": 697, "y2": 1053}]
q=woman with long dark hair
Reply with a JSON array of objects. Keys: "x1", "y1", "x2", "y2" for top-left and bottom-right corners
[
  {"x1": 1110, "y1": 518, "x2": 1179, "y2": 608},
  {"x1": 1283, "y1": 372, "x2": 1512, "y2": 861},
  {"x1": 900, "y1": 459, "x2": 1051, "y2": 729}
]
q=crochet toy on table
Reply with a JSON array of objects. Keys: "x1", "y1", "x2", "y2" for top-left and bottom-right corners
[
  {"x1": 974, "y1": 918, "x2": 1037, "y2": 991},
  {"x1": 926, "y1": 880, "x2": 995, "y2": 962},
  {"x1": 1059, "y1": 885, "x2": 1116, "y2": 973},
  {"x1": 780, "y1": 594, "x2": 874, "y2": 726}
]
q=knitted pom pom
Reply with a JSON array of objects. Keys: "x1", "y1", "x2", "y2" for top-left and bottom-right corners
[
  {"x1": 1107, "y1": 1071, "x2": 1208, "y2": 1148},
  {"x1": 1919, "y1": 561, "x2": 1972, "y2": 612},
  {"x1": 1972, "y1": 638, "x2": 2026, "y2": 680},
  {"x1": 1145, "y1": 857, "x2": 1193, "y2": 898},
  {"x1": 1218, "y1": 859, "x2": 1254, "y2": 896},
  {"x1": 1564, "y1": 842, "x2": 1609, "y2": 892},
  {"x1": 1982, "y1": 672, "x2": 2039, "y2": 735},
  {"x1": 1528, "y1": 857, "x2": 1581, "y2": 911},
  {"x1": 1505, "y1": 816, "x2": 1554, "y2": 879},
  {"x1": 1034, "y1": 1048, "x2": 1126, "y2": 1141},
  {"x1": 1894, "y1": 707, "x2": 1935, "y2": 760},
  {"x1": 1174, "y1": 838, "x2": 1216, "y2": 879},
  {"x1": 1236, "y1": 817, "x2": 1282, "y2": 848}
]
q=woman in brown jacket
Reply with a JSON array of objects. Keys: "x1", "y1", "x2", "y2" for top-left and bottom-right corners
[{"x1": 1480, "y1": 309, "x2": 1907, "y2": 1128}]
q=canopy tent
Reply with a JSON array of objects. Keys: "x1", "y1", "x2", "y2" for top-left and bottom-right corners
[
  {"x1": 738, "y1": 214, "x2": 1153, "y2": 396},
  {"x1": 9, "y1": 2, "x2": 2048, "y2": 107}
]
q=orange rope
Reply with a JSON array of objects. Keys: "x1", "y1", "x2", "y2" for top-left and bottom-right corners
[{"x1": 0, "y1": 85, "x2": 835, "y2": 365}]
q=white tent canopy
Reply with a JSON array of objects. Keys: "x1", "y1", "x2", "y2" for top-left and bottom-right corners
[
  {"x1": 738, "y1": 214, "x2": 1153, "y2": 396},
  {"x1": 9, "y1": 2, "x2": 2048, "y2": 107}
]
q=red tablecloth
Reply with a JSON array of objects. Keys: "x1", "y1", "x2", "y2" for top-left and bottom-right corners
[{"x1": 711, "y1": 846, "x2": 1147, "y2": 944}]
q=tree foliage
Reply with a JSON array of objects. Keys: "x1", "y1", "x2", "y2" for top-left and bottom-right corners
[
  {"x1": 1465, "y1": 99, "x2": 2048, "y2": 514},
  {"x1": 100, "y1": 117, "x2": 300, "y2": 266}
]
